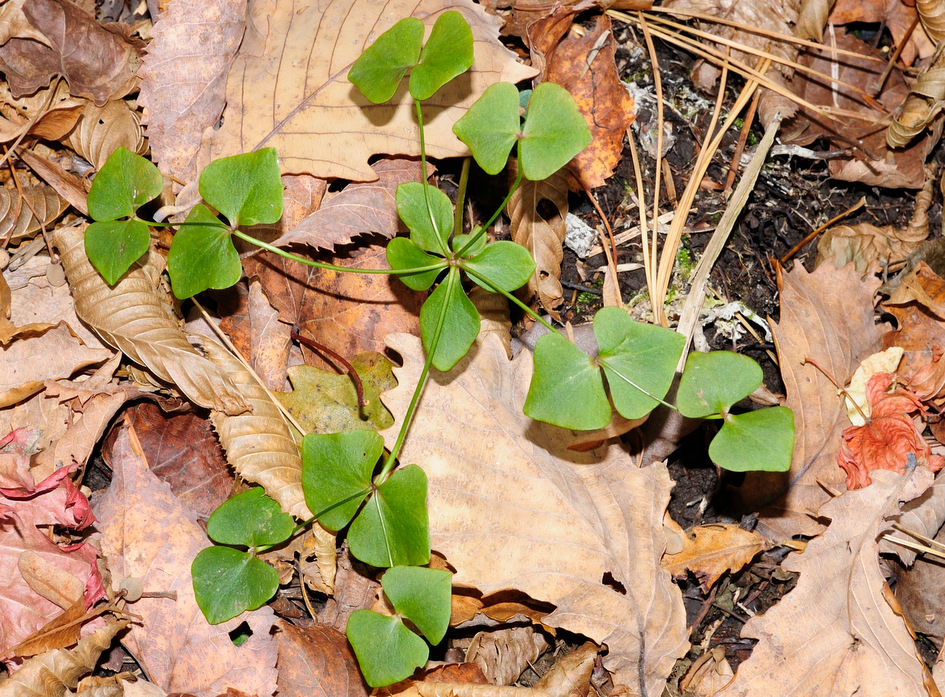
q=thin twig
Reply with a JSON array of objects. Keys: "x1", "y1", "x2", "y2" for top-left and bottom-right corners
[{"x1": 292, "y1": 329, "x2": 367, "y2": 410}]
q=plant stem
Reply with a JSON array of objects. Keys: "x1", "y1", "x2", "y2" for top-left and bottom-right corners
[
  {"x1": 462, "y1": 267, "x2": 562, "y2": 338},
  {"x1": 232, "y1": 230, "x2": 446, "y2": 276},
  {"x1": 455, "y1": 166, "x2": 524, "y2": 258},
  {"x1": 377, "y1": 269, "x2": 454, "y2": 482},
  {"x1": 291, "y1": 330, "x2": 366, "y2": 409},
  {"x1": 415, "y1": 99, "x2": 451, "y2": 258},
  {"x1": 454, "y1": 157, "x2": 471, "y2": 236}
]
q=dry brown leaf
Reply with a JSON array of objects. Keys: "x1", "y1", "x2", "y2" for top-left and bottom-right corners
[
  {"x1": 679, "y1": 648, "x2": 733, "y2": 697},
  {"x1": 52, "y1": 223, "x2": 248, "y2": 415},
  {"x1": 888, "y1": 50, "x2": 945, "y2": 149},
  {"x1": 202, "y1": 340, "x2": 337, "y2": 591},
  {"x1": 0, "y1": 0, "x2": 141, "y2": 106},
  {"x1": 894, "y1": 517, "x2": 945, "y2": 641},
  {"x1": 661, "y1": 523, "x2": 765, "y2": 589},
  {"x1": 202, "y1": 0, "x2": 536, "y2": 181},
  {"x1": 508, "y1": 169, "x2": 570, "y2": 315},
  {"x1": 817, "y1": 171, "x2": 933, "y2": 273},
  {"x1": 0, "y1": 620, "x2": 127, "y2": 697},
  {"x1": 137, "y1": 0, "x2": 246, "y2": 183},
  {"x1": 380, "y1": 333, "x2": 689, "y2": 694},
  {"x1": 465, "y1": 627, "x2": 551, "y2": 685},
  {"x1": 16, "y1": 147, "x2": 91, "y2": 216},
  {"x1": 275, "y1": 621, "x2": 369, "y2": 697},
  {"x1": 93, "y1": 420, "x2": 279, "y2": 697},
  {"x1": 469, "y1": 287, "x2": 512, "y2": 359},
  {"x1": 794, "y1": 0, "x2": 832, "y2": 41},
  {"x1": 831, "y1": 0, "x2": 933, "y2": 65},
  {"x1": 917, "y1": 0, "x2": 945, "y2": 41},
  {"x1": 879, "y1": 476, "x2": 945, "y2": 565},
  {"x1": 63, "y1": 99, "x2": 148, "y2": 171},
  {"x1": 315, "y1": 546, "x2": 381, "y2": 632},
  {"x1": 0, "y1": 185, "x2": 69, "y2": 245},
  {"x1": 0, "y1": 80, "x2": 84, "y2": 142},
  {"x1": 733, "y1": 262, "x2": 885, "y2": 541},
  {"x1": 534, "y1": 642, "x2": 597, "y2": 697},
  {"x1": 717, "y1": 469, "x2": 936, "y2": 697}
]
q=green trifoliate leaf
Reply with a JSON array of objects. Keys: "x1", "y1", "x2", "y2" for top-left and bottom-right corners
[
  {"x1": 167, "y1": 204, "x2": 241, "y2": 299},
  {"x1": 206, "y1": 488, "x2": 294, "y2": 547},
  {"x1": 396, "y1": 182, "x2": 453, "y2": 255},
  {"x1": 87, "y1": 146, "x2": 162, "y2": 221},
  {"x1": 462, "y1": 241, "x2": 535, "y2": 292},
  {"x1": 677, "y1": 351, "x2": 763, "y2": 418},
  {"x1": 84, "y1": 220, "x2": 151, "y2": 285},
  {"x1": 709, "y1": 406, "x2": 795, "y2": 472},
  {"x1": 386, "y1": 237, "x2": 447, "y2": 291},
  {"x1": 192, "y1": 546, "x2": 279, "y2": 624},
  {"x1": 524, "y1": 332, "x2": 610, "y2": 430},
  {"x1": 382, "y1": 566, "x2": 452, "y2": 644},
  {"x1": 301, "y1": 430, "x2": 383, "y2": 531},
  {"x1": 199, "y1": 148, "x2": 283, "y2": 227},
  {"x1": 452, "y1": 82, "x2": 520, "y2": 175},
  {"x1": 349, "y1": 464, "x2": 430, "y2": 567},
  {"x1": 346, "y1": 610, "x2": 429, "y2": 687},
  {"x1": 594, "y1": 308, "x2": 685, "y2": 419},
  {"x1": 519, "y1": 82, "x2": 591, "y2": 181},
  {"x1": 419, "y1": 269, "x2": 480, "y2": 371},
  {"x1": 409, "y1": 11, "x2": 474, "y2": 100},
  {"x1": 348, "y1": 18, "x2": 424, "y2": 103}
]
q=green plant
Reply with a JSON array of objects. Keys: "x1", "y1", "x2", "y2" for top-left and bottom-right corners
[{"x1": 84, "y1": 9, "x2": 794, "y2": 688}]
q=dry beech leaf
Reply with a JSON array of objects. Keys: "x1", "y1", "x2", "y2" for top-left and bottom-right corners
[
  {"x1": 202, "y1": 340, "x2": 337, "y2": 591},
  {"x1": 52, "y1": 223, "x2": 248, "y2": 415},
  {"x1": 507, "y1": 169, "x2": 570, "y2": 315},
  {"x1": 0, "y1": 620, "x2": 127, "y2": 697},
  {"x1": 717, "y1": 469, "x2": 936, "y2": 697},
  {"x1": 661, "y1": 523, "x2": 765, "y2": 589},
  {"x1": 917, "y1": 0, "x2": 945, "y2": 41},
  {"x1": 0, "y1": 80, "x2": 84, "y2": 142},
  {"x1": 64, "y1": 99, "x2": 148, "y2": 171},
  {"x1": 794, "y1": 0, "x2": 831, "y2": 41},
  {"x1": 380, "y1": 333, "x2": 689, "y2": 694},
  {"x1": 0, "y1": 185, "x2": 68, "y2": 245},
  {"x1": 465, "y1": 627, "x2": 551, "y2": 685},
  {"x1": 534, "y1": 642, "x2": 597, "y2": 697},
  {"x1": 679, "y1": 648, "x2": 733, "y2": 697},
  {"x1": 203, "y1": 0, "x2": 536, "y2": 181},
  {"x1": 887, "y1": 51, "x2": 945, "y2": 149}
]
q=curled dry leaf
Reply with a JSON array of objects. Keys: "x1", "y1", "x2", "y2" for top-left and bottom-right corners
[
  {"x1": 507, "y1": 169, "x2": 570, "y2": 315},
  {"x1": 202, "y1": 340, "x2": 337, "y2": 591},
  {"x1": 64, "y1": 99, "x2": 148, "y2": 170},
  {"x1": 0, "y1": 619, "x2": 127, "y2": 697},
  {"x1": 918, "y1": 0, "x2": 945, "y2": 41},
  {"x1": 888, "y1": 51, "x2": 945, "y2": 149},
  {"x1": 0, "y1": 185, "x2": 68, "y2": 246},
  {"x1": 52, "y1": 224, "x2": 248, "y2": 414},
  {"x1": 0, "y1": 80, "x2": 84, "y2": 142},
  {"x1": 661, "y1": 523, "x2": 766, "y2": 589}
]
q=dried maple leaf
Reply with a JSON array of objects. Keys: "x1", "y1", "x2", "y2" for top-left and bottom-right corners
[{"x1": 838, "y1": 373, "x2": 944, "y2": 489}]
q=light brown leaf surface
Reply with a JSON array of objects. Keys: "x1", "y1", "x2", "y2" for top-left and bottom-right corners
[
  {"x1": 0, "y1": 185, "x2": 69, "y2": 245},
  {"x1": 203, "y1": 0, "x2": 536, "y2": 181},
  {"x1": 717, "y1": 469, "x2": 936, "y2": 697},
  {"x1": 274, "y1": 621, "x2": 369, "y2": 697},
  {"x1": 63, "y1": 98, "x2": 148, "y2": 171},
  {"x1": 53, "y1": 224, "x2": 248, "y2": 415},
  {"x1": 93, "y1": 420, "x2": 279, "y2": 697},
  {"x1": 465, "y1": 627, "x2": 551, "y2": 685},
  {"x1": 894, "y1": 516, "x2": 945, "y2": 641},
  {"x1": 507, "y1": 170, "x2": 570, "y2": 314},
  {"x1": 733, "y1": 262, "x2": 885, "y2": 540},
  {"x1": 137, "y1": 0, "x2": 246, "y2": 182},
  {"x1": 380, "y1": 333, "x2": 688, "y2": 695},
  {"x1": 661, "y1": 523, "x2": 765, "y2": 589}
]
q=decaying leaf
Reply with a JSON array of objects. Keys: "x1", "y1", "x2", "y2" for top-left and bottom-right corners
[
  {"x1": 830, "y1": 0, "x2": 934, "y2": 65},
  {"x1": 717, "y1": 469, "x2": 936, "y2": 697},
  {"x1": 0, "y1": 185, "x2": 68, "y2": 246},
  {"x1": 507, "y1": 169, "x2": 570, "y2": 314},
  {"x1": 63, "y1": 98, "x2": 148, "y2": 170},
  {"x1": 380, "y1": 333, "x2": 689, "y2": 694},
  {"x1": 275, "y1": 621, "x2": 369, "y2": 697},
  {"x1": 203, "y1": 0, "x2": 536, "y2": 180},
  {"x1": 0, "y1": 80, "x2": 84, "y2": 142},
  {"x1": 661, "y1": 523, "x2": 765, "y2": 589},
  {"x1": 52, "y1": 224, "x2": 248, "y2": 415},
  {"x1": 888, "y1": 50, "x2": 945, "y2": 149},
  {"x1": 465, "y1": 627, "x2": 551, "y2": 685}
]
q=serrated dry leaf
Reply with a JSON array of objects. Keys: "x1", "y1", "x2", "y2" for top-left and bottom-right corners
[
  {"x1": 661, "y1": 523, "x2": 765, "y2": 589},
  {"x1": 0, "y1": 620, "x2": 127, "y2": 697},
  {"x1": 380, "y1": 333, "x2": 689, "y2": 694},
  {"x1": 507, "y1": 169, "x2": 569, "y2": 314},
  {"x1": 137, "y1": 0, "x2": 246, "y2": 182},
  {"x1": 733, "y1": 262, "x2": 886, "y2": 541},
  {"x1": 52, "y1": 224, "x2": 248, "y2": 414},
  {"x1": 0, "y1": 185, "x2": 69, "y2": 245},
  {"x1": 202, "y1": 340, "x2": 337, "y2": 591},
  {"x1": 203, "y1": 0, "x2": 536, "y2": 181},
  {"x1": 717, "y1": 469, "x2": 936, "y2": 697},
  {"x1": 64, "y1": 99, "x2": 148, "y2": 171}
]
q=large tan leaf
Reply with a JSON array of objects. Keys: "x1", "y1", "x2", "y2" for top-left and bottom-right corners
[
  {"x1": 52, "y1": 224, "x2": 248, "y2": 414},
  {"x1": 507, "y1": 169, "x2": 569, "y2": 314},
  {"x1": 733, "y1": 262, "x2": 885, "y2": 540},
  {"x1": 717, "y1": 469, "x2": 936, "y2": 697},
  {"x1": 202, "y1": 0, "x2": 536, "y2": 181},
  {"x1": 203, "y1": 340, "x2": 337, "y2": 591},
  {"x1": 380, "y1": 333, "x2": 689, "y2": 695}
]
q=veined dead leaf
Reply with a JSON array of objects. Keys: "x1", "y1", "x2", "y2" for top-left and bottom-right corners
[
  {"x1": 507, "y1": 168, "x2": 570, "y2": 314},
  {"x1": 917, "y1": 0, "x2": 945, "y2": 43},
  {"x1": 203, "y1": 340, "x2": 337, "y2": 591},
  {"x1": 203, "y1": 0, "x2": 536, "y2": 181},
  {"x1": 0, "y1": 80, "x2": 84, "y2": 142},
  {"x1": 52, "y1": 223, "x2": 248, "y2": 414},
  {"x1": 0, "y1": 185, "x2": 68, "y2": 245},
  {"x1": 64, "y1": 98, "x2": 148, "y2": 170},
  {"x1": 0, "y1": 619, "x2": 127, "y2": 697},
  {"x1": 888, "y1": 51, "x2": 945, "y2": 149},
  {"x1": 661, "y1": 523, "x2": 765, "y2": 589},
  {"x1": 465, "y1": 627, "x2": 551, "y2": 685},
  {"x1": 380, "y1": 333, "x2": 689, "y2": 694}
]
